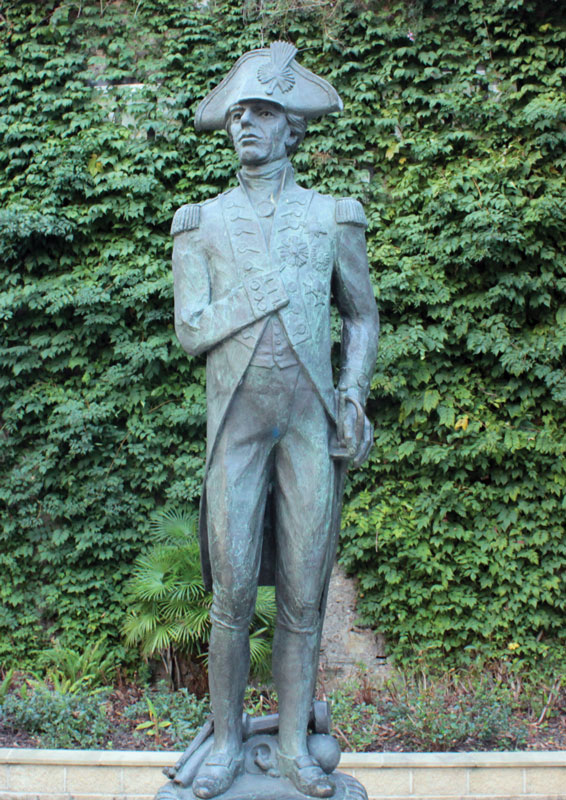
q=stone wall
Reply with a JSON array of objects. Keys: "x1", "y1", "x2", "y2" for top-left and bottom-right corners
[
  {"x1": 319, "y1": 565, "x2": 389, "y2": 689},
  {"x1": 1, "y1": 749, "x2": 565, "y2": 800}
]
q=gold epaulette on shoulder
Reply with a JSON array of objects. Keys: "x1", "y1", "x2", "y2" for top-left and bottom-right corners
[
  {"x1": 170, "y1": 204, "x2": 201, "y2": 236},
  {"x1": 335, "y1": 197, "x2": 367, "y2": 228}
]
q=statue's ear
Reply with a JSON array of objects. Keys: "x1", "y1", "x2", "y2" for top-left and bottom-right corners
[{"x1": 285, "y1": 130, "x2": 298, "y2": 154}]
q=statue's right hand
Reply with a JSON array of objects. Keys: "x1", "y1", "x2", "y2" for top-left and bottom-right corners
[{"x1": 244, "y1": 270, "x2": 289, "y2": 318}]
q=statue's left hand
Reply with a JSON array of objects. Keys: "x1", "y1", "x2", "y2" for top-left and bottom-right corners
[{"x1": 337, "y1": 395, "x2": 374, "y2": 468}]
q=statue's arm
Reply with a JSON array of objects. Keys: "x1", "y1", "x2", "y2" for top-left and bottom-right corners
[
  {"x1": 333, "y1": 199, "x2": 380, "y2": 407},
  {"x1": 172, "y1": 205, "x2": 288, "y2": 357}
]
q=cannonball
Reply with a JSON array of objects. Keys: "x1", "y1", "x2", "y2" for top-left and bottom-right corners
[{"x1": 307, "y1": 734, "x2": 341, "y2": 774}]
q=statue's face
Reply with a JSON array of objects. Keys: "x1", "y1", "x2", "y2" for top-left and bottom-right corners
[{"x1": 227, "y1": 100, "x2": 294, "y2": 166}]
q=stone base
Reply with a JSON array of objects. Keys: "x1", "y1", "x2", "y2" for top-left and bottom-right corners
[
  {"x1": 155, "y1": 734, "x2": 367, "y2": 800},
  {"x1": 156, "y1": 770, "x2": 367, "y2": 800}
]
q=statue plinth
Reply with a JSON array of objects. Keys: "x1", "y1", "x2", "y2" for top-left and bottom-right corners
[{"x1": 156, "y1": 733, "x2": 368, "y2": 800}]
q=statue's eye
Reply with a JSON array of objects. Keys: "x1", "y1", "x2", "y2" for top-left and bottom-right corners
[
  {"x1": 232, "y1": 112, "x2": 242, "y2": 121},
  {"x1": 260, "y1": 109, "x2": 273, "y2": 117}
]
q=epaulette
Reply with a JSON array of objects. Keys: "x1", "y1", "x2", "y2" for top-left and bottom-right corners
[
  {"x1": 335, "y1": 197, "x2": 367, "y2": 228},
  {"x1": 170, "y1": 204, "x2": 201, "y2": 236}
]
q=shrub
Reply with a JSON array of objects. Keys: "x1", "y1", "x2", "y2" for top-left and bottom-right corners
[
  {"x1": 384, "y1": 677, "x2": 529, "y2": 751},
  {"x1": 36, "y1": 638, "x2": 118, "y2": 692},
  {"x1": 122, "y1": 682, "x2": 209, "y2": 746},
  {"x1": 1, "y1": 686, "x2": 111, "y2": 749},
  {"x1": 328, "y1": 683, "x2": 381, "y2": 751},
  {"x1": 327, "y1": 669, "x2": 530, "y2": 752}
]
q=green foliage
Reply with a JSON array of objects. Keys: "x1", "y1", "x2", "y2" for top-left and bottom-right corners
[
  {"x1": 36, "y1": 638, "x2": 118, "y2": 692},
  {"x1": 328, "y1": 672, "x2": 529, "y2": 752},
  {"x1": 122, "y1": 510, "x2": 211, "y2": 671},
  {"x1": 123, "y1": 683, "x2": 209, "y2": 746},
  {"x1": 0, "y1": 0, "x2": 565, "y2": 669},
  {"x1": 123, "y1": 510, "x2": 276, "y2": 684},
  {"x1": 0, "y1": 669, "x2": 15, "y2": 704},
  {"x1": 328, "y1": 683, "x2": 379, "y2": 751},
  {"x1": 243, "y1": 685, "x2": 278, "y2": 716},
  {"x1": 133, "y1": 695, "x2": 173, "y2": 746},
  {"x1": 334, "y1": 0, "x2": 566, "y2": 664},
  {"x1": 383, "y1": 677, "x2": 528, "y2": 751},
  {"x1": 1, "y1": 686, "x2": 111, "y2": 748}
]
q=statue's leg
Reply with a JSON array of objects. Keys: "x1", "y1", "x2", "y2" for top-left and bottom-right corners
[
  {"x1": 272, "y1": 373, "x2": 336, "y2": 797},
  {"x1": 194, "y1": 372, "x2": 276, "y2": 799},
  {"x1": 207, "y1": 623, "x2": 249, "y2": 754},
  {"x1": 272, "y1": 626, "x2": 322, "y2": 747}
]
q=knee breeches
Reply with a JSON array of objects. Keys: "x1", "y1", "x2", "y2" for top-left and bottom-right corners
[{"x1": 206, "y1": 363, "x2": 335, "y2": 635}]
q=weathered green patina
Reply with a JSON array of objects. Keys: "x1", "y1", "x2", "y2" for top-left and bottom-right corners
[{"x1": 169, "y1": 42, "x2": 379, "y2": 800}]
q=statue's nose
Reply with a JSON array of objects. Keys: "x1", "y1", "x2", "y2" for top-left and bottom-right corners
[{"x1": 240, "y1": 108, "x2": 254, "y2": 126}]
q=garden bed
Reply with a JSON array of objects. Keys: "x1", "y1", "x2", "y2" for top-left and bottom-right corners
[
  {"x1": 2, "y1": 673, "x2": 566, "y2": 800},
  {"x1": 1, "y1": 679, "x2": 565, "y2": 753}
]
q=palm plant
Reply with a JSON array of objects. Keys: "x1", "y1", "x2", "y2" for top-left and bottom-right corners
[{"x1": 123, "y1": 509, "x2": 276, "y2": 688}]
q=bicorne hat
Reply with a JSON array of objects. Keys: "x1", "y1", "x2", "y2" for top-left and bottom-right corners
[{"x1": 195, "y1": 42, "x2": 343, "y2": 131}]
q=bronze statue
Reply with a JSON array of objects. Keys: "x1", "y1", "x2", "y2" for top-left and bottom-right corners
[{"x1": 168, "y1": 42, "x2": 379, "y2": 800}]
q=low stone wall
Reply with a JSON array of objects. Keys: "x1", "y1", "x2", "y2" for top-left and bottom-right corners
[{"x1": 1, "y1": 749, "x2": 565, "y2": 800}]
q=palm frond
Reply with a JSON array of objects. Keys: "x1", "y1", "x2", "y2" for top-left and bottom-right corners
[
  {"x1": 142, "y1": 623, "x2": 179, "y2": 656},
  {"x1": 253, "y1": 586, "x2": 277, "y2": 626},
  {"x1": 150, "y1": 508, "x2": 198, "y2": 544},
  {"x1": 249, "y1": 629, "x2": 273, "y2": 677},
  {"x1": 123, "y1": 611, "x2": 159, "y2": 645},
  {"x1": 168, "y1": 581, "x2": 208, "y2": 604},
  {"x1": 170, "y1": 618, "x2": 210, "y2": 647},
  {"x1": 182, "y1": 606, "x2": 212, "y2": 636},
  {"x1": 123, "y1": 506, "x2": 275, "y2": 677}
]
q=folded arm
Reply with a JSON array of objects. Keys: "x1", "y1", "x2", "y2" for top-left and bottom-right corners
[{"x1": 172, "y1": 230, "x2": 288, "y2": 357}]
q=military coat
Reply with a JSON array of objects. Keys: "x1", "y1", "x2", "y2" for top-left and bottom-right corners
[{"x1": 172, "y1": 169, "x2": 379, "y2": 588}]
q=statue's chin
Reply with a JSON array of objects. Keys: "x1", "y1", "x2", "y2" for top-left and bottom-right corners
[
  {"x1": 236, "y1": 141, "x2": 285, "y2": 167},
  {"x1": 238, "y1": 151, "x2": 270, "y2": 166}
]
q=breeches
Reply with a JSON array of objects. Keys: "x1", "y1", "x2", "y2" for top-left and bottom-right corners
[{"x1": 206, "y1": 363, "x2": 335, "y2": 636}]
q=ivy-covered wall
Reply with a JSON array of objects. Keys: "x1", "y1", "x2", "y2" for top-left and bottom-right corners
[{"x1": 1, "y1": 0, "x2": 565, "y2": 668}]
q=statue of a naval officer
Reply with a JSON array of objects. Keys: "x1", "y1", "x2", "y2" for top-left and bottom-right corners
[{"x1": 170, "y1": 42, "x2": 379, "y2": 800}]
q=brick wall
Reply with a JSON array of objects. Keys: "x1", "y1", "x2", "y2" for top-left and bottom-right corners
[{"x1": 1, "y1": 749, "x2": 565, "y2": 800}]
